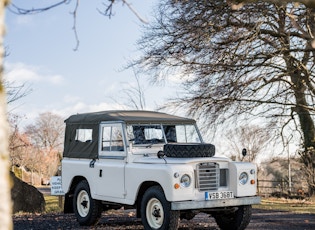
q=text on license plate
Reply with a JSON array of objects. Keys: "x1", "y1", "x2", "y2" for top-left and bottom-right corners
[{"x1": 205, "y1": 191, "x2": 234, "y2": 200}]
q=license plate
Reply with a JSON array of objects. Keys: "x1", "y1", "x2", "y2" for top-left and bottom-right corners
[{"x1": 205, "y1": 191, "x2": 234, "y2": 200}]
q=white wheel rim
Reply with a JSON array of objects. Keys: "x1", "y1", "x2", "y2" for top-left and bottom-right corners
[
  {"x1": 77, "y1": 190, "x2": 90, "y2": 217},
  {"x1": 146, "y1": 197, "x2": 164, "y2": 229}
]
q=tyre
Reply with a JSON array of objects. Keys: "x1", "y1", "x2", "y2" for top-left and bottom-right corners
[
  {"x1": 213, "y1": 205, "x2": 252, "y2": 230},
  {"x1": 164, "y1": 143, "x2": 215, "y2": 158},
  {"x1": 141, "y1": 185, "x2": 180, "y2": 230},
  {"x1": 73, "y1": 180, "x2": 102, "y2": 226}
]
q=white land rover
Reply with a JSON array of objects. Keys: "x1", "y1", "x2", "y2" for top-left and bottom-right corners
[{"x1": 62, "y1": 110, "x2": 260, "y2": 230}]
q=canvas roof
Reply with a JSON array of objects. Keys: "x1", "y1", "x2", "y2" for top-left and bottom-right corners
[{"x1": 65, "y1": 110, "x2": 195, "y2": 124}]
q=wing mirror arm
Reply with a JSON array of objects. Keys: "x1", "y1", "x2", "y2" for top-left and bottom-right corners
[{"x1": 89, "y1": 159, "x2": 96, "y2": 168}]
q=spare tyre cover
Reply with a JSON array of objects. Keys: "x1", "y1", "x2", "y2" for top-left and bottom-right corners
[{"x1": 164, "y1": 143, "x2": 215, "y2": 158}]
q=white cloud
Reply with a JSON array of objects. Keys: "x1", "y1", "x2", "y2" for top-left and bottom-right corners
[
  {"x1": 4, "y1": 62, "x2": 65, "y2": 85},
  {"x1": 15, "y1": 15, "x2": 34, "y2": 26},
  {"x1": 49, "y1": 74, "x2": 64, "y2": 84},
  {"x1": 5, "y1": 62, "x2": 40, "y2": 82},
  {"x1": 63, "y1": 95, "x2": 81, "y2": 103},
  {"x1": 51, "y1": 102, "x2": 125, "y2": 120}
]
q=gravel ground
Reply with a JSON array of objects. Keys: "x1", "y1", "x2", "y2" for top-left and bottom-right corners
[{"x1": 13, "y1": 209, "x2": 315, "y2": 230}]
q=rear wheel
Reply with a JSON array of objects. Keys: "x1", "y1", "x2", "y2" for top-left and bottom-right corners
[
  {"x1": 213, "y1": 205, "x2": 252, "y2": 230},
  {"x1": 141, "y1": 185, "x2": 179, "y2": 229},
  {"x1": 73, "y1": 180, "x2": 102, "y2": 226}
]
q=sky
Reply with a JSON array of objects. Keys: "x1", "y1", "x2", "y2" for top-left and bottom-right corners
[{"x1": 4, "y1": 0, "x2": 180, "y2": 127}]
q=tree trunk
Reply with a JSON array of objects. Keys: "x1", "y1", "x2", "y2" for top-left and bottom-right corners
[
  {"x1": 0, "y1": 1, "x2": 12, "y2": 229},
  {"x1": 288, "y1": 60, "x2": 315, "y2": 195},
  {"x1": 291, "y1": 75, "x2": 315, "y2": 149}
]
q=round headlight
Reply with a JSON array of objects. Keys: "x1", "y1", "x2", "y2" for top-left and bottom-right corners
[
  {"x1": 239, "y1": 172, "x2": 248, "y2": 185},
  {"x1": 180, "y1": 174, "x2": 191, "y2": 187}
]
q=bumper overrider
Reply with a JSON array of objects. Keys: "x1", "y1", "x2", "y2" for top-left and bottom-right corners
[{"x1": 171, "y1": 196, "x2": 261, "y2": 210}]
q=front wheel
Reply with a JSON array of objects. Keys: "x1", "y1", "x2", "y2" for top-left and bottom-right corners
[
  {"x1": 73, "y1": 180, "x2": 102, "y2": 226},
  {"x1": 141, "y1": 185, "x2": 179, "y2": 230},
  {"x1": 213, "y1": 205, "x2": 252, "y2": 230}
]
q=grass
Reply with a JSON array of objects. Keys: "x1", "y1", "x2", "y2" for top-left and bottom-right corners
[
  {"x1": 44, "y1": 195, "x2": 63, "y2": 213},
  {"x1": 253, "y1": 196, "x2": 315, "y2": 214}
]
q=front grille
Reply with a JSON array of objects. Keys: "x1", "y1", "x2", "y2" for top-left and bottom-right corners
[{"x1": 196, "y1": 162, "x2": 219, "y2": 191}]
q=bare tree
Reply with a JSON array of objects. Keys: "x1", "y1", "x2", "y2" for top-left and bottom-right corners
[
  {"x1": 9, "y1": 114, "x2": 39, "y2": 182},
  {"x1": 114, "y1": 70, "x2": 147, "y2": 110},
  {"x1": 8, "y1": 114, "x2": 30, "y2": 168},
  {"x1": 9, "y1": 113, "x2": 63, "y2": 184},
  {"x1": 9, "y1": 122, "x2": 60, "y2": 185},
  {"x1": 25, "y1": 112, "x2": 64, "y2": 153},
  {"x1": 133, "y1": 0, "x2": 315, "y2": 193},
  {"x1": 225, "y1": 124, "x2": 275, "y2": 163},
  {"x1": 5, "y1": 80, "x2": 31, "y2": 105}
]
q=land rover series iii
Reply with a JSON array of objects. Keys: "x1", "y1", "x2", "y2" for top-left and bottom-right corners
[{"x1": 62, "y1": 110, "x2": 260, "y2": 229}]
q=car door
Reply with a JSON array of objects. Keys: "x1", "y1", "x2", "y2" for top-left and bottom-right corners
[{"x1": 94, "y1": 122, "x2": 126, "y2": 199}]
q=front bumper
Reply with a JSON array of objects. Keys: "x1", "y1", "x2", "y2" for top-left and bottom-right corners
[{"x1": 171, "y1": 196, "x2": 261, "y2": 210}]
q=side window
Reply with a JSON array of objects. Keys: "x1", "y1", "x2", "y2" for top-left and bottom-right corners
[
  {"x1": 163, "y1": 125, "x2": 177, "y2": 143},
  {"x1": 127, "y1": 125, "x2": 164, "y2": 145},
  {"x1": 111, "y1": 126, "x2": 124, "y2": 151},
  {"x1": 102, "y1": 126, "x2": 111, "y2": 151},
  {"x1": 100, "y1": 124, "x2": 125, "y2": 155},
  {"x1": 175, "y1": 125, "x2": 201, "y2": 143},
  {"x1": 75, "y1": 129, "x2": 93, "y2": 142}
]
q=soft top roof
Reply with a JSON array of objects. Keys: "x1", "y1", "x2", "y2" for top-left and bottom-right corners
[{"x1": 65, "y1": 110, "x2": 196, "y2": 124}]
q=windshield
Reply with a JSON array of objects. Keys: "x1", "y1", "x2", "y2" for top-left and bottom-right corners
[{"x1": 126, "y1": 124, "x2": 202, "y2": 146}]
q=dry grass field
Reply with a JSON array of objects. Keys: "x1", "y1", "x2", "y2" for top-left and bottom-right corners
[{"x1": 254, "y1": 196, "x2": 315, "y2": 214}]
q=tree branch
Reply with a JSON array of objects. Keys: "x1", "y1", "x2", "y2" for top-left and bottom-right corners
[
  {"x1": 8, "y1": 0, "x2": 71, "y2": 14},
  {"x1": 230, "y1": 0, "x2": 315, "y2": 9},
  {"x1": 98, "y1": 0, "x2": 148, "y2": 24}
]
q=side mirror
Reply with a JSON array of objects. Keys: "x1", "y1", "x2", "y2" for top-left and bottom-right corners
[
  {"x1": 157, "y1": 150, "x2": 165, "y2": 159},
  {"x1": 242, "y1": 148, "x2": 247, "y2": 157}
]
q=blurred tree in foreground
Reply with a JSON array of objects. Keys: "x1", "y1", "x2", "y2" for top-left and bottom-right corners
[{"x1": 0, "y1": 0, "x2": 12, "y2": 228}]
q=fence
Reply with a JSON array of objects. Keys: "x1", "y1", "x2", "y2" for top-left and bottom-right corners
[{"x1": 257, "y1": 179, "x2": 309, "y2": 198}]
